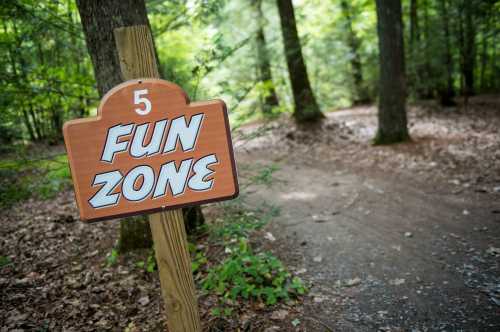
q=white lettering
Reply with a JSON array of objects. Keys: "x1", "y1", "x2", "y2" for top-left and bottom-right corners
[
  {"x1": 163, "y1": 114, "x2": 204, "y2": 153},
  {"x1": 130, "y1": 119, "x2": 167, "y2": 158},
  {"x1": 101, "y1": 124, "x2": 134, "y2": 163},
  {"x1": 188, "y1": 154, "x2": 217, "y2": 191},
  {"x1": 88, "y1": 170, "x2": 123, "y2": 208},
  {"x1": 122, "y1": 166, "x2": 155, "y2": 201},
  {"x1": 153, "y1": 159, "x2": 193, "y2": 198}
]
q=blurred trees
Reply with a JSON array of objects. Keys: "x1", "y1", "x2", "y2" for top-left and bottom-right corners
[
  {"x1": 1, "y1": 0, "x2": 499, "y2": 143},
  {"x1": 252, "y1": 0, "x2": 280, "y2": 116},
  {"x1": 1, "y1": 0, "x2": 95, "y2": 144}
]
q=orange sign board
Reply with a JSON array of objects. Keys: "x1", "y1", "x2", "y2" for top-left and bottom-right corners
[{"x1": 63, "y1": 79, "x2": 238, "y2": 222}]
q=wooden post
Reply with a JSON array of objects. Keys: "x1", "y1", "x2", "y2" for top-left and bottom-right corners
[{"x1": 114, "y1": 25, "x2": 202, "y2": 332}]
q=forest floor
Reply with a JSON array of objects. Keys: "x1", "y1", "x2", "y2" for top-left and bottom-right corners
[
  {"x1": 236, "y1": 95, "x2": 500, "y2": 331},
  {"x1": 1, "y1": 95, "x2": 499, "y2": 331}
]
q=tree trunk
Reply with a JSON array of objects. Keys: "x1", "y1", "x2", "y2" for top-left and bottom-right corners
[
  {"x1": 22, "y1": 109, "x2": 36, "y2": 141},
  {"x1": 463, "y1": 0, "x2": 475, "y2": 97},
  {"x1": 76, "y1": 0, "x2": 151, "y2": 97},
  {"x1": 479, "y1": 16, "x2": 490, "y2": 92},
  {"x1": 408, "y1": 0, "x2": 420, "y2": 96},
  {"x1": 76, "y1": 0, "x2": 205, "y2": 251},
  {"x1": 340, "y1": 0, "x2": 369, "y2": 105},
  {"x1": 421, "y1": 0, "x2": 433, "y2": 98},
  {"x1": 374, "y1": 0, "x2": 409, "y2": 144},
  {"x1": 254, "y1": 0, "x2": 280, "y2": 115},
  {"x1": 491, "y1": 30, "x2": 498, "y2": 90},
  {"x1": 438, "y1": 0, "x2": 455, "y2": 106},
  {"x1": 276, "y1": 0, "x2": 323, "y2": 123}
]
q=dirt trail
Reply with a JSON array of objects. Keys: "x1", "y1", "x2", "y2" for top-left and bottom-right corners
[{"x1": 236, "y1": 102, "x2": 500, "y2": 331}]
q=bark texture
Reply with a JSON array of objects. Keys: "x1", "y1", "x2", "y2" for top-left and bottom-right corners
[
  {"x1": 254, "y1": 0, "x2": 280, "y2": 115},
  {"x1": 76, "y1": 0, "x2": 156, "y2": 97},
  {"x1": 438, "y1": 0, "x2": 455, "y2": 106},
  {"x1": 276, "y1": 0, "x2": 323, "y2": 123},
  {"x1": 462, "y1": 0, "x2": 475, "y2": 97},
  {"x1": 374, "y1": 0, "x2": 409, "y2": 144}
]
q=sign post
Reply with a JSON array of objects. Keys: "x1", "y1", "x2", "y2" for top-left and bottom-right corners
[{"x1": 63, "y1": 25, "x2": 238, "y2": 332}]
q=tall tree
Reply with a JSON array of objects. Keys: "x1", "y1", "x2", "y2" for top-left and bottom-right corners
[
  {"x1": 438, "y1": 0, "x2": 455, "y2": 105},
  {"x1": 408, "y1": 0, "x2": 420, "y2": 96},
  {"x1": 374, "y1": 0, "x2": 409, "y2": 144},
  {"x1": 340, "y1": 0, "x2": 369, "y2": 105},
  {"x1": 458, "y1": 0, "x2": 475, "y2": 98},
  {"x1": 253, "y1": 0, "x2": 280, "y2": 115},
  {"x1": 276, "y1": 0, "x2": 323, "y2": 123},
  {"x1": 76, "y1": 0, "x2": 204, "y2": 252}
]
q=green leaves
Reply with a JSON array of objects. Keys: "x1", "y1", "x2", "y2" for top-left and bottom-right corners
[
  {"x1": 106, "y1": 248, "x2": 119, "y2": 267},
  {"x1": 202, "y1": 238, "x2": 307, "y2": 306}
]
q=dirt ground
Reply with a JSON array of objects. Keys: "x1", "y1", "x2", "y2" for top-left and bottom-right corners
[
  {"x1": 236, "y1": 95, "x2": 500, "y2": 331},
  {"x1": 1, "y1": 96, "x2": 499, "y2": 331}
]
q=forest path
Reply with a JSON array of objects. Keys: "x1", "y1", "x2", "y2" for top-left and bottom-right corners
[{"x1": 235, "y1": 103, "x2": 500, "y2": 331}]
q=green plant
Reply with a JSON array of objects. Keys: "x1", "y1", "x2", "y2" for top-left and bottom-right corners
[
  {"x1": 202, "y1": 238, "x2": 306, "y2": 305},
  {"x1": 188, "y1": 243, "x2": 208, "y2": 274},
  {"x1": 136, "y1": 249, "x2": 157, "y2": 273},
  {"x1": 250, "y1": 164, "x2": 280, "y2": 187},
  {"x1": 0, "y1": 256, "x2": 12, "y2": 269},
  {"x1": 0, "y1": 154, "x2": 72, "y2": 208},
  {"x1": 106, "y1": 248, "x2": 119, "y2": 266},
  {"x1": 211, "y1": 306, "x2": 233, "y2": 318},
  {"x1": 211, "y1": 209, "x2": 267, "y2": 243}
]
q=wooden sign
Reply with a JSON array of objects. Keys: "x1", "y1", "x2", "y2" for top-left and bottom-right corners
[{"x1": 63, "y1": 78, "x2": 238, "y2": 222}]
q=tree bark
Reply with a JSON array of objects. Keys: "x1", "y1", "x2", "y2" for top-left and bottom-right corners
[
  {"x1": 463, "y1": 0, "x2": 475, "y2": 97},
  {"x1": 276, "y1": 0, "x2": 323, "y2": 123},
  {"x1": 254, "y1": 0, "x2": 280, "y2": 115},
  {"x1": 76, "y1": 0, "x2": 204, "y2": 251},
  {"x1": 479, "y1": 16, "x2": 490, "y2": 92},
  {"x1": 340, "y1": 0, "x2": 369, "y2": 105},
  {"x1": 374, "y1": 0, "x2": 409, "y2": 144},
  {"x1": 438, "y1": 0, "x2": 455, "y2": 106},
  {"x1": 408, "y1": 0, "x2": 420, "y2": 95},
  {"x1": 76, "y1": 0, "x2": 152, "y2": 97}
]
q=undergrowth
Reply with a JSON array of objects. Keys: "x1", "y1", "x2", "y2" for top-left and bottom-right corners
[
  {"x1": 0, "y1": 152, "x2": 71, "y2": 208},
  {"x1": 102, "y1": 163, "x2": 306, "y2": 316},
  {"x1": 199, "y1": 200, "x2": 306, "y2": 314}
]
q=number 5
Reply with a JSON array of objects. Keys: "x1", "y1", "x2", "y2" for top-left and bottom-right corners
[{"x1": 134, "y1": 89, "x2": 152, "y2": 115}]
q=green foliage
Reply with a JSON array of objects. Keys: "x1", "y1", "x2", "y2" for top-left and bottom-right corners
[
  {"x1": 189, "y1": 243, "x2": 208, "y2": 274},
  {"x1": 106, "y1": 248, "x2": 119, "y2": 266},
  {"x1": 250, "y1": 164, "x2": 280, "y2": 187},
  {"x1": 201, "y1": 201, "x2": 304, "y2": 307},
  {"x1": 0, "y1": 153, "x2": 71, "y2": 208},
  {"x1": 211, "y1": 209, "x2": 267, "y2": 242},
  {"x1": 0, "y1": 256, "x2": 12, "y2": 269},
  {"x1": 202, "y1": 238, "x2": 306, "y2": 305},
  {"x1": 1, "y1": 1, "x2": 97, "y2": 143},
  {"x1": 211, "y1": 306, "x2": 233, "y2": 318},
  {"x1": 0, "y1": 168, "x2": 32, "y2": 209},
  {"x1": 136, "y1": 249, "x2": 157, "y2": 273},
  {"x1": 35, "y1": 154, "x2": 72, "y2": 199}
]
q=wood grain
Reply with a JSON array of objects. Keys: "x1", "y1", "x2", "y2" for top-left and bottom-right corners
[{"x1": 115, "y1": 25, "x2": 201, "y2": 332}]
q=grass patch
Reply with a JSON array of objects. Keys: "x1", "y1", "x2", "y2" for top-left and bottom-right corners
[{"x1": 0, "y1": 153, "x2": 72, "y2": 208}]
